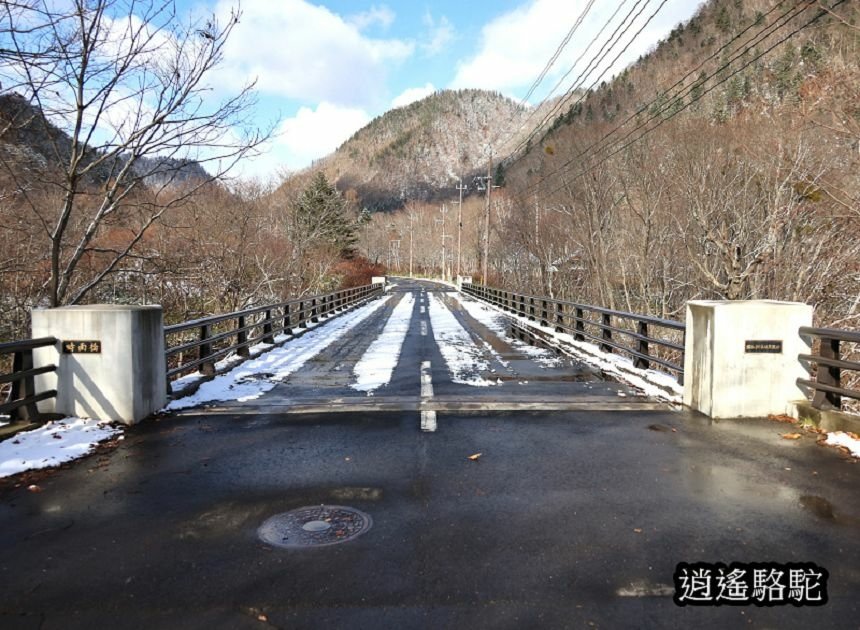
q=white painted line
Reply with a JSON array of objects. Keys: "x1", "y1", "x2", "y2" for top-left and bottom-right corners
[
  {"x1": 420, "y1": 360, "x2": 433, "y2": 398},
  {"x1": 421, "y1": 410, "x2": 437, "y2": 432},
  {"x1": 420, "y1": 321, "x2": 428, "y2": 336},
  {"x1": 420, "y1": 360, "x2": 437, "y2": 432},
  {"x1": 420, "y1": 305, "x2": 426, "y2": 314}
]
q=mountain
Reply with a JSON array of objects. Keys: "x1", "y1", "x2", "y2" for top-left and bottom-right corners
[
  {"x1": 503, "y1": 0, "x2": 860, "y2": 190},
  {"x1": 314, "y1": 89, "x2": 552, "y2": 211},
  {"x1": 0, "y1": 92, "x2": 208, "y2": 189}
]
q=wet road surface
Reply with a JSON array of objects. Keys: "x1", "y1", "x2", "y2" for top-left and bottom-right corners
[{"x1": 0, "y1": 279, "x2": 858, "y2": 628}]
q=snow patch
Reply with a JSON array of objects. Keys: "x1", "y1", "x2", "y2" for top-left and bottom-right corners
[
  {"x1": 459, "y1": 293, "x2": 683, "y2": 403},
  {"x1": 0, "y1": 418, "x2": 121, "y2": 478},
  {"x1": 454, "y1": 293, "x2": 561, "y2": 367},
  {"x1": 427, "y1": 293, "x2": 497, "y2": 386},
  {"x1": 165, "y1": 296, "x2": 391, "y2": 410},
  {"x1": 824, "y1": 431, "x2": 860, "y2": 458},
  {"x1": 352, "y1": 292, "x2": 416, "y2": 393}
]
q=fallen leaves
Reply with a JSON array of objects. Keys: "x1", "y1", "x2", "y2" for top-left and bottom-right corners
[
  {"x1": 781, "y1": 433, "x2": 803, "y2": 440},
  {"x1": 633, "y1": 528, "x2": 643, "y2": 534},
  {"x1": 467, "y1": 453, "x2": 482, "y2": 461},
  {"x1": 768, "y1": 414, "x2": 797, "y2": 424}
]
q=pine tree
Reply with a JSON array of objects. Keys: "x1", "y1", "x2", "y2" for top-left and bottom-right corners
[{"x1": 293, "y1": 172, "x2": 357, "y2": 255}]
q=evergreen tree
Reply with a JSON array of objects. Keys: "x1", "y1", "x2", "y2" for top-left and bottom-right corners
[
  {"x1": 293, "y1": 172, "x2": 357, "y2": 255},
  {"x1": 494, "y1": 162, "x2": 506, "y2": 188}
]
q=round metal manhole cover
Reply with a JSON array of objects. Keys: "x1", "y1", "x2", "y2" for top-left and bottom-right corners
[{"x1": 257, "y1": 505, "x2": 372, "y2": 548}]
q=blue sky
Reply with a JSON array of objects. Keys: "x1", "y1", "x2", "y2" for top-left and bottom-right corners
[{"x1": 174, "y1": 0, "x2": 703, "y2": 179}]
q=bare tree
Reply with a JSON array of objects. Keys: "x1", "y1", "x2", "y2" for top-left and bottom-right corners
[{"x1": 0, "y1": 0, "x2": 271, "y2": 306}]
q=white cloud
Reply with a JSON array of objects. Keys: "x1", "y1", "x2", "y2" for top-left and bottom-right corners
[
  {"x1": 216, "y1": 0, "x2": 413, "y2": 107},
  {"x1": 234, "y1": 101, "x2": 370, "y2": 178},
  {"x1": 451, "y1": 0, "x2": 701, "y2": 96},
  {"x1": 349, "y1": 5, "x2": 396, "y2": 31},
  {"x1": 421, "y1": 12, "x2": 454, "y2": 57},
  {"x1": 391, "y1": 83, "x2": 436, "y2": 109}
]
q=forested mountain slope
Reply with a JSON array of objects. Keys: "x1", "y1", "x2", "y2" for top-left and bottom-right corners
[
  {"x1": 314, "y1": 89, "x2": 550, "y2": 211},
  {"x1": 488, "y1": 0, "x2": 859, "y2": 325}
]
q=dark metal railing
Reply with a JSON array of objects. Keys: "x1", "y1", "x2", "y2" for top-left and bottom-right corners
[
  {"x1": 797, "y1": 326, "x2": 860, "y2": 411},
  {"x1": 164, "y1": 284, "x2": 383, "y2": 384},
  {"x1": 0, "y1": 337, "x2": 58, "y2": 421},
  {"x1": 462, "y1": 283, "x2": 686, "y2": 381}
]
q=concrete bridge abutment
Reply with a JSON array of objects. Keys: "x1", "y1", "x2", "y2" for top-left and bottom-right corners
[
  {"x1": 31, "y1": 305, "x2": 167, "y2": 425},
  {"x1": 683, "y1": 300, "x2": 813, "y2": 419}
]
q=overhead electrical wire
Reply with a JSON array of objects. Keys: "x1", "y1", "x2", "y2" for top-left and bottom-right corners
[
  {"x1": 486, "y1": 0, "x2": 598, "y2": 157},
  {"x1": 512, "y1": 0, "x2": 792, "y2": 164},
  {"x1": 525, "y1": 0, "x2": 846, "y2": 203},
  {"x1": 513, "y1": 0, "x2": 815, "y2": 199},
  {"x1": 505, "y1": 0, "x2": 657, "y2": 158},
  {"x1": 490, "y1": 0, "x2": 628, "y2": 152}
]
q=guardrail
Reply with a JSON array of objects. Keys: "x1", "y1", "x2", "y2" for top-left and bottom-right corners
[
  {"x1": 164, "y1": 284, "x2": 383, "y2": 384},
  {"x1": 797, "y1": 327, "x2": 860, "y2": 411},
  {"x1": 0, "y1": 337, "x2": 58, "y2": 421},
  {"x1": 462, "y1": 283, "x2": 686, "y2": 381}
]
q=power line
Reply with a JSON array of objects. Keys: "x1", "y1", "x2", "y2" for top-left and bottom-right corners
[
  {"x1": 515, "y1": 0, "x2": 816, "y2": 202},
  {"x1": 496, "y1": 0, "x2": 634, "y2": 152},
  {"x1": 516, "y1": 0, "x2": 792, "y2": 164},
  {"x1": 519, "y1": 0, "x2": 598, "y2": 108},
  {"x1": 508, "y1": 0, "x2": 670, "y2": 160},
  {"x1": 529, "y1": 0, "x2": 845, "y2": 203},
  {"x1": 490, "y1": 0, "x2": 600, "y2": 150}
]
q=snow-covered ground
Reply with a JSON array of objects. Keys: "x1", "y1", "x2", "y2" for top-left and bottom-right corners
[
  {"x1": 0, "y1": 418, "x2": 121, "y2": 478},
  {"x1": 166, "y1": 296, "x2": 391, "y2": 410},
  {"x1": 352, "y1": 292, "x2": 415, "y2": 394},
  {"x1": 427, "y1": 293, "x2": 499, "y2": 386},
  {"x1": 824, "y1": 431, "x2": 860, "y2": 458},
  {"x1": 457, "y1": 293, "x2": 683, "y2": 403},
  {"x1": 170, "y1": 334, "x2": 295, "y2": 392},
  {"x1": 454, "y1": 294, "x2": 561, "y2": 368}
]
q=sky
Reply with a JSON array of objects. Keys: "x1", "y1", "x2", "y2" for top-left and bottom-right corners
[{"x1": 173, "y1": 0, "x2": 703, "y2": 180}]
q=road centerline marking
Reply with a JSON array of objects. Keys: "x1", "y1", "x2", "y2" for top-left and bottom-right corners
[{"x1": 420, "y1": 360, "x2": 437, "y2": 432}]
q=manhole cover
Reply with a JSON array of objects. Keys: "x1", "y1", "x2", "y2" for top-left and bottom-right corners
[{"x1": 257, "y1": 505, "x2": 372, "y2": 548}]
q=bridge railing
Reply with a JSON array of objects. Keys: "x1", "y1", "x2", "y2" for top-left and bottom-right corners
[
  {"x1": 0, "y1": 337, "x2": 58, "y2": 422},
  {"x1": 462, "y1": 283, "x2": 686, "y2": 382},
  {"x1": 797, "y1": 327, "x2": 860, "y2": 411},
  {"x1": 164, "y1": 283, "x2": 382, "y2": 384}
]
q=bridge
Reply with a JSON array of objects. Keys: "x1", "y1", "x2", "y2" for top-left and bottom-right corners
[{"x1": 0, "y1": 278, "x2": 858, "y2": 627}]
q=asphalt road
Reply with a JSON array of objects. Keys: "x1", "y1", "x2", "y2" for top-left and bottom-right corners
[{"x1": 1, "y1": 279, "x2": 858, "y2": 629}]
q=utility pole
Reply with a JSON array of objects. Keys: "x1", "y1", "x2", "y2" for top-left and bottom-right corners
[
  {"x1": 482, "y1": 153, "x2": 493, "y2": 285},
  {"x1": 436, "y1": 204, "x2": 452, "y2": 281},
  {"x1": 408, "y1": 210, "x2": 414, "y2": 278},
  {"x1": 441, "y1": 204, "x2": 447, "y2": 281},
  {"x1": 455, "y1": 176, "x2": 467, "y2": 280}
]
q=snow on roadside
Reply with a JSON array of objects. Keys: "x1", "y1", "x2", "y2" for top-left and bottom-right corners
[
  {"x1": 427, "y1": 293, "x2": 498, "y2": 386},
  {"x1": 458, "y1": 293, "x2": 683, "y2": 403},
  {"x1": 170, "y1": 331, "x2": 302, "y2": 393},
  {"x1": 352, "y1": 292, "x2": 415, "y2": 394},
  {"x1": 454, "y1": 294, "x2": 561, "y2": 367},
  {"x1": 824, "y1": 432, "x2": 860, "y2": 458},
  {"x1": 0, "y1": 418, "x2": 121, "y2": 478},
  {"x1": 165, "y1": 296, "x2": 391, "y2": 410}
]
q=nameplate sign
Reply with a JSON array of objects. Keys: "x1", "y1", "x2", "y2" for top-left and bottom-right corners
[
  {"x1": 744, "y1": 340, "x2": 782, "y2": 354},
  {"x1": 63, "y1": 340, "x2": 102, "y2": 354}
]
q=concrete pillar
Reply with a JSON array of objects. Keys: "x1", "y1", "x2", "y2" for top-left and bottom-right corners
[
  {"x1": 683, "y1": 300, "x2": 812, "y2": 419},
  {"x1": 31, "y1": 305, "x2": 166, "y2": 425},
  {"x1": 456, "y1": 276, "x2": 473, "y2": 291}
]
